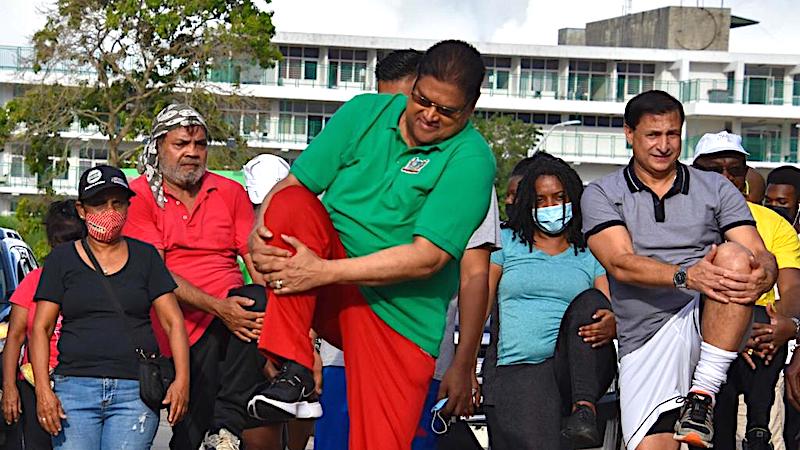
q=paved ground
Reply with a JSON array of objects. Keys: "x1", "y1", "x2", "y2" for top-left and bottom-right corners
[{"x1": 151, "y1": 413, "x2": 492, "y2": 449}]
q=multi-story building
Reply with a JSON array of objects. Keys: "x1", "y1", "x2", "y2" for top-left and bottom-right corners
[{"x1": 0, "y1": 6, "x2": 798, "y2": 214}]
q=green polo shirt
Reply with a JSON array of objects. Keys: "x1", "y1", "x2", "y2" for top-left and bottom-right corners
[{"x1": 292, "y1": 93, "x2": 496, "y2": 356}]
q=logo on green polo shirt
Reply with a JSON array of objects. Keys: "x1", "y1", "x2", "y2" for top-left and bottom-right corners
[{"x1": 401, "y1": 157, "x2": 430, "y2": 174}]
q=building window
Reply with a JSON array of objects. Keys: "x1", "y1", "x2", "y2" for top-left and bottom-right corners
[
  {"x1": 793, "y1": 74, "x2": 800, "y2": 106},
  {"x1": 475, "y1": 110, "x2": 561, "y2": 125},
  {"x1": 521, "y1": 58, "x2": 559, "y2": 98},
  {"x1": 279, "y1": 101, "x2": 341, "y2": 143},
  {"x1": 482, "y1": 56, "x2": 512, "y2": 91},
  {"x1": 278, "y1": 46, "x2": 320, "y2": 81},
  {"x1": 616, "y1": 63, "x2": 655, "y2": 101},
  {"x1": 569, "y1": 114, "x2": 624, "y2": 128},
  {"x1": 568, "y1": 60, "x2": 609, "y2": 101},
  {"x1": 77, "y1": 147, "x2": 109, "y2": 176},
  {"x1": 744, "y1": 65, "x2": 785, "y2": 105},
  {"x1": 328, "y1": 48, "x2": 368, "y2": 87}
]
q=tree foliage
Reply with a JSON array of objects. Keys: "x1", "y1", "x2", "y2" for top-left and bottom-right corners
[
  {"x1": 473, "y1": 115, "x2": 541, "y2": 218},
  {"x1": 2, "y1": 0, "x2": 281, "y2": 169}
]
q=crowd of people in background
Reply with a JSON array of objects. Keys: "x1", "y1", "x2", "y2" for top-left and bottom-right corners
[{"x1": 2, "y1": 38, "x2": 800, "y2": 450}]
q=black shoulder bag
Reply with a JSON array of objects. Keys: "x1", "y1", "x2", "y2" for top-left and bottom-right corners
[{"x1": 80, "y1": 238, "x2": 175, "y2": 412}]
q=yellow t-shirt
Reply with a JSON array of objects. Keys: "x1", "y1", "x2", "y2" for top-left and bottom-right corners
[{"x1": 748, "y1": 202, "x2": 800, "y2": 306}]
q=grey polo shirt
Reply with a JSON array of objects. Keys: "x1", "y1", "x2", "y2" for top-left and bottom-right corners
[{"x1": 581, "y1": 161, "x2": 755, "y2": 358}]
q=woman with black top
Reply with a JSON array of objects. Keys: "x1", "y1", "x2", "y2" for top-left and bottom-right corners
[{"x1": 29, "y1": 165, "x2": 190, "y2": 449}]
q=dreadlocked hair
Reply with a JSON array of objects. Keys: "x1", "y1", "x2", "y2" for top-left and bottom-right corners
[{"x1": 507, "y1": 153, "x2": 586, "y2": 255}]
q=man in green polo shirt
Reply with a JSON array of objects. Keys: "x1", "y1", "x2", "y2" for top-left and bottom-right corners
[{"x1": 246, "y1": 40, "x2": 495, "y2": 450}]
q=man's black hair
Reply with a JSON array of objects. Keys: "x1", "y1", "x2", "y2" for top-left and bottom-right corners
[
  {"x1": 45, "y1": 199, "x2": 87, "y2": 248},
  {"x1": 624, "y1": 90, "x2": 685, "y2": 130},
  {"x1": 767, "y1": 165, "x2": 800, "y2": 194},
  {"x1": 375, "y1": 49, "x2": 422, "y2": 82},
  {"x1": 507, "y1": 153, "x2": 586, "y2": 255},
  {"x1": 417, "y1": 40, "x2": 485, "y2": 103}
]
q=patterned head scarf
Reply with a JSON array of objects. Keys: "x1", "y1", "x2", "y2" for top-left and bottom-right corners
[{"x1": 138, "y1": 104, "x2": 208, "y2": 208}]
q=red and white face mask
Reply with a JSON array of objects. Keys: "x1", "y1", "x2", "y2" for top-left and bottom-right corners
[{"x1": 85, "y1": 209, "x2": 126, "y2": 243}]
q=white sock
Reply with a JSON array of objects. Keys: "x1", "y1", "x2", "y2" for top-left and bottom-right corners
[{"x1": 690, "y1": 341, "x2": 739, "y2": 399}]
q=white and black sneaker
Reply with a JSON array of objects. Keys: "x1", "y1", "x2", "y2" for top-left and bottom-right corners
[
  {"x1": 247, "y1": 360, "x2": 322, "y2": 421},
  {"x1": 673, "y1": 391, "x2": 714, "y2": 448}
]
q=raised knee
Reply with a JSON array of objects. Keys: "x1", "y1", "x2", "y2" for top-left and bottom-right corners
[
  {"x1": 566, "y1": 288, "x2": 609, "y2": 321},
  {"x1": 712, "y1": 241, "x2": 752, "y2": 274},
  {"x1": 269, "y1": 185, "x2": 319, "y2": 209}
]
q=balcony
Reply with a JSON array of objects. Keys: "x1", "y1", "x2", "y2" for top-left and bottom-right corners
[{"x1": 685, "y1": 135, "x2": 799, "y2": 163}]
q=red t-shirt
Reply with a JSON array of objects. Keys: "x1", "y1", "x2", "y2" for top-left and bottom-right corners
[
  {"x1": 10, "y1": 268, "x2": 61, "y2": 369},
  {"x1": 124, "y1": 172, "x2": 255, "y2": 353}
]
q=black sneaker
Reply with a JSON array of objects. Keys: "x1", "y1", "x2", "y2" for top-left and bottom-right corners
[
  {"x1": 247, "y1": 360, "x2": 322, "y2": 421},
  {"x1": 742, "y1": 427, "x2": 774, "y2": 450},
  {"x1": 561, "y1": 404, "x2": 602, "y2": 448},
  {"x1": 673, "y1": 391, "x2": 714, "y2": 448}
]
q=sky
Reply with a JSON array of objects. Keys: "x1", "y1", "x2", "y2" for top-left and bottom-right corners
[{"x1": 1, "y1": 0, "x2": 798, "y2": 55}]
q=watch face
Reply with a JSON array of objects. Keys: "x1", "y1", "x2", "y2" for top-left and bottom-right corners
[{"x1": 675, "y1": 271, "x2": 687, "y2": 286}]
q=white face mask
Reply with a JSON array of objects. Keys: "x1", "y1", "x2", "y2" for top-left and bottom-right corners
[
  {"x1": 532, "y1": 202, "x2": 573, "y2": 235},
  {"x1": 430, "y1": 397, "x2": 453, "y2": 435}
]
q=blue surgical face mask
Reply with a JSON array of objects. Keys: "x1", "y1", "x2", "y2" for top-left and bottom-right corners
[{"x1": 533, "y1": 202, "x2": 573, "y2": 235}]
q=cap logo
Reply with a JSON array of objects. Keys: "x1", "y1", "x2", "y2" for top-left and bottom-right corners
[
  {"x1": 86, "y1": 169, "x2": 102, "y2": 184},
  {"x1": 111, "y1": 176, "x2": 129, "y2": 188}
]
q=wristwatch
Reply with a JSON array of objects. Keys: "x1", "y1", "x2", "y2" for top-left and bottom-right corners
[
  {"x1": 673, "y1": 266, "x2": 688, "y2": 289},
  {"x1": 791, "y1": 317, "x2": 800, "y2": 340}
]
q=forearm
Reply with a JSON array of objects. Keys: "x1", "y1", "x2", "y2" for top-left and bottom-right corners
[
  {"x1": 778, "y1": 288, "x2": 800, "y2": 318},
  {"x1": 453, "y1": 282, "x2": 488, "y2": 367},
  {"x1": 30, "y1": 326, "x2": 53, "y2": 394},
  {"x1": 755, "y1": 250, "x2": 779, "y2": 294},
  {"x1": 163, "y1": 319, "x2": 190, "y2": 384},
  {"x1": 172, "y1": 273, "x2": 221, "y2": 317},
  {"x1": 453, "y1": 248, "x2": 491, "y2": 366},
  {"x1": 606, "y1": 253, "x2": 677, "y2": 288},
  {"x1": 2, "y1": 332, "x2": 24, "y2": 389},
  {"x1": 326, "y1": 240, "x2": 450, "y2": 286}
]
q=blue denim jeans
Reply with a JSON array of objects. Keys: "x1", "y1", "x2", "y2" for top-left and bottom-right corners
[{"x1": 51, "y1": 375, "x2": 159, "y2": 450}]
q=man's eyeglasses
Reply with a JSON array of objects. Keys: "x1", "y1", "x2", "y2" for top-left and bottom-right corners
[
  {"x1": 410, "y1": 90, "x2": 467, "y2": 119},
  {"x1": 693, "y1": 164, "x2": 748, "y2": 178}
]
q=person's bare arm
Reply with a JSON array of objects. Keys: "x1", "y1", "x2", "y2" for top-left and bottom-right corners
[
  {"x1": 260, "y1": 235, "x2": 451, "y2": 294},
  {"x1": 154, "y1": 248, "x2": 264, "y2": 342},
  {"x1": 588, "y1": 225, "x2": 733, "y2": 303},
  {"x1": 485, "y1": 263, "x2": 502, "y2": 323},
  {"x1": 439, "y1": 246, "x2": 491, "y2": 418},
  {"x1": 153, "y1": 293, "x2": 190, "y2": 426},
  {"x1": 31, "y1": 301, "x2": 66, "y2": 435},
  {"x1": 775, "y1": 268, "x2": 800, "y2": 318},
  {"x1": 748, "y1": 268, "x2": 800, "y2": 364},
  {"x1": 2, "y1": 306, "x2": 27, "y2": 424}
]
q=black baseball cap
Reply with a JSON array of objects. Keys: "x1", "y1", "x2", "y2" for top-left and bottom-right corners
[{"x1": 78, "y1": 165, "x2": 136, "y2": 201}]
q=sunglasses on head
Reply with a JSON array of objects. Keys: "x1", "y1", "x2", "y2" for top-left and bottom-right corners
[
  {"x1": 693, "y1": 164, "x2": 748, "y2": 178},
  {"x1": 410, "y1": 90, "x2": 467, "y2": 119}
]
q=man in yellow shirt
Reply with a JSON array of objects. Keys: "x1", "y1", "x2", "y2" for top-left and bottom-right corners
[{"x1": 693, "y1": 131, "x2": 800, "y2": 450}]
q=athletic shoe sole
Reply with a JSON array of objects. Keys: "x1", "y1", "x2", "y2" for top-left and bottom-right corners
[
  {"x1": 674, "y1": 431, "x2": 713, "y2": 448},
  {"x1": 247, "y1": 394, "x2": 323, "y2": 421}
]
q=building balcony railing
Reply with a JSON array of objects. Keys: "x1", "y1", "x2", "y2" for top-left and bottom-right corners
[
  {"x1": 4, "y1": 44, "x2": 799, "y2": 109},
  {"x1": 685, "y1": 135, "x2": 799, "y2": 163}
]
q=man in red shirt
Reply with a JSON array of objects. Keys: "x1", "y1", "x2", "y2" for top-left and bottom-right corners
[{"x1": 124, "y1": 104, "x2": 259, "y2": 450}]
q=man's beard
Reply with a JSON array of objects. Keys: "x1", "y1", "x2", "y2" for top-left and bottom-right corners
[{"x1": 160, "y1": 157, "x2": 206, "y2": 189}]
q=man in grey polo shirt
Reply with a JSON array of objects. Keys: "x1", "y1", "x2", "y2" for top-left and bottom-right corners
[{"x1": 582, "y1": 90, "x2": 777, "y2": 450}]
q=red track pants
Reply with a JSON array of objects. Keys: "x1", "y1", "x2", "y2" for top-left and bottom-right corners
[{"x1": 257, "y1": 185, "x2": 435, "y2": 450}]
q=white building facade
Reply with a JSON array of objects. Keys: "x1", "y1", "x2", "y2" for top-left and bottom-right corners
[{"x1": 0, "y1": 31, "x2": 799, "y2": 213}]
